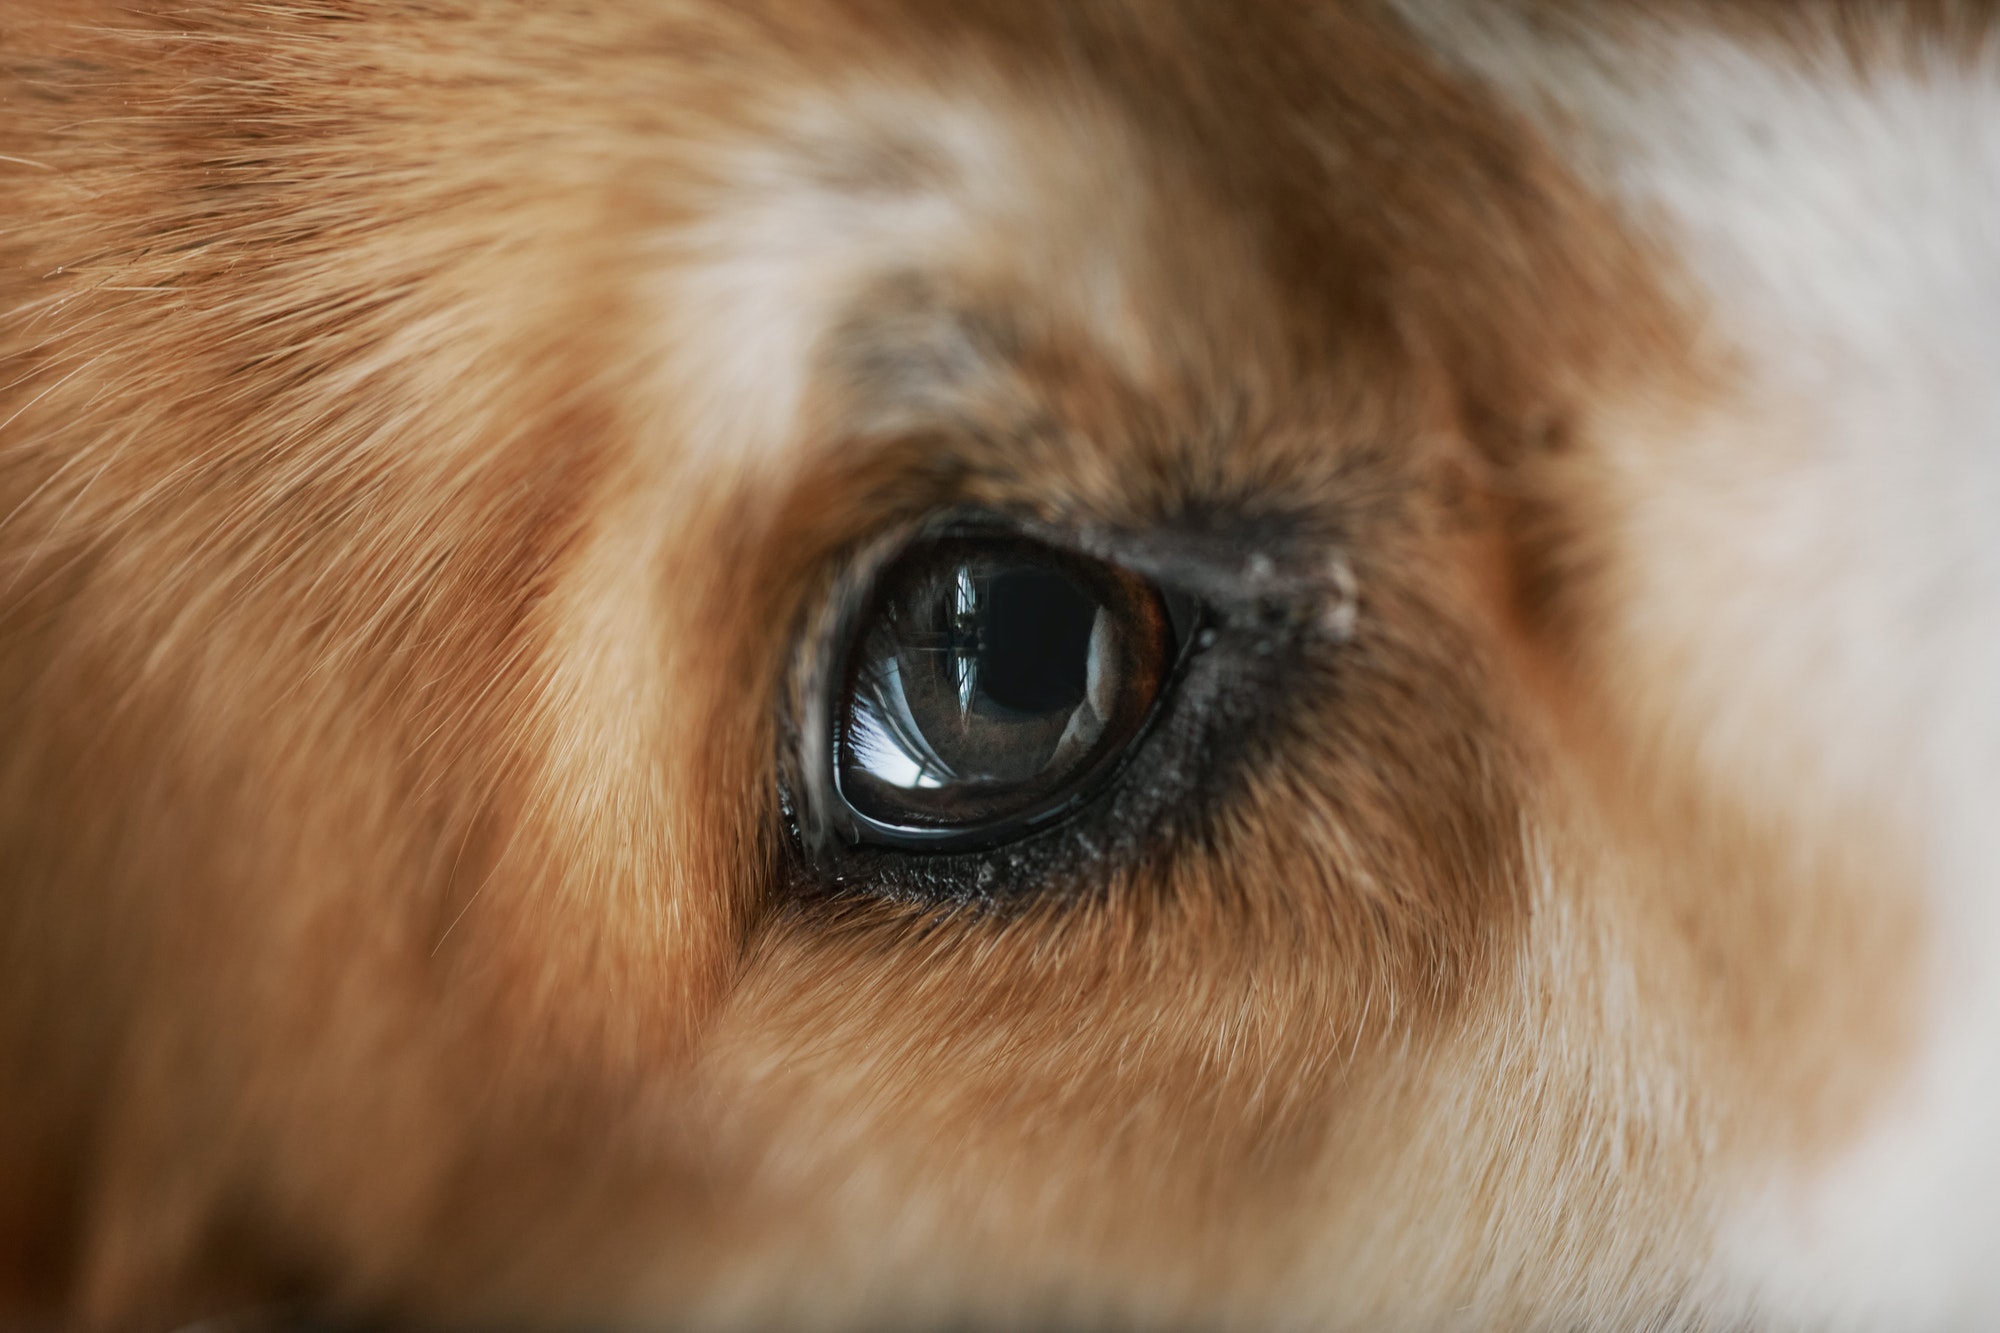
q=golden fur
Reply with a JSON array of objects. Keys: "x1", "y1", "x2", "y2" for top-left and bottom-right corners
[{"x1": 0, "y1": 2, "x2": 1979, "y2": 1327}]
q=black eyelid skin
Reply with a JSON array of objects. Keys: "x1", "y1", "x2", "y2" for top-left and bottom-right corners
[{"x1": 780, "y1": 507, "x2": 1361, "y2": 905}]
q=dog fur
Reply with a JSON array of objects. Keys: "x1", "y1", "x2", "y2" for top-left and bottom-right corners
[{"x1": 1, "y1": 2, "x2": 1996, "y2": 1328}]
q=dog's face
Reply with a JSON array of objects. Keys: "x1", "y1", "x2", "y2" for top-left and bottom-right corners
[{"x1": 3, "y1": 2, "x2": 1998, "y2": 1328}]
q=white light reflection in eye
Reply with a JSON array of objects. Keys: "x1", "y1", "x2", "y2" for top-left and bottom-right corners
[
  {"x1": 953, "y1": 565, "x2": 978, "y2": 720},
  {"x1": 847, "y1": 655, "x2": 951, "y2": 791}
]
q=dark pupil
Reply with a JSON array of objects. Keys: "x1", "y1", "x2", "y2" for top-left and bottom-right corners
[{"x1": 966, "y1": 568, "x2": 1094, "y2": 715}]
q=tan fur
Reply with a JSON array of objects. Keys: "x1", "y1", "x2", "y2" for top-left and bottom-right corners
[{"x1": 0, "y1": 2, "x2": 1958, "y2": 1327}]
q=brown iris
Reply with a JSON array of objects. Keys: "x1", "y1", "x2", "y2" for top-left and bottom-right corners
[{"x1": 832, "y1": 534, "x2": 1177, "y2": 849}]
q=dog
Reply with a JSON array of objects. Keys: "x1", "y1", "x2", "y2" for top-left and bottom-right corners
[{"x1": 3, "y1": 1, "x2": 1999, "y2": 1327}]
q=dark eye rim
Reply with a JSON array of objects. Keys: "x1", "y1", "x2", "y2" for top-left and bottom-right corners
[{"x1": 815, "y1": 512, "x2": 1202, "y2": 855}]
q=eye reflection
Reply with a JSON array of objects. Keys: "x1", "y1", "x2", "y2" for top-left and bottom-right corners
[
  {"x1": 832, "y1": 534, "x2": 1177, "y2": 848},
  {"x1": 848, "y1": 564, "x2": 1107, "y2": 790}
]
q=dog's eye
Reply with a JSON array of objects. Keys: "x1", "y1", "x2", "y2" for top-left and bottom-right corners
[{"x1": 830, "y1": 533, "x2": 1183, "y2": 850}]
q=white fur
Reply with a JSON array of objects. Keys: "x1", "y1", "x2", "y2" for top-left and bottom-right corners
[
  {"x1": 645, "y1": 78, "x2": 1154, "y2": 473},
  {"x1": 1618, "y1": 42, "x2": 2000, "y2": 1332},
  {"x1": 1397, "y1": 7, "x2": 2000, "y2": 1324}
]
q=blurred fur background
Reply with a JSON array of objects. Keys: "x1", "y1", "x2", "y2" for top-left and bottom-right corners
[{"x1": 2, "y1": 3, "x2": 1998, "y2": 1328}]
